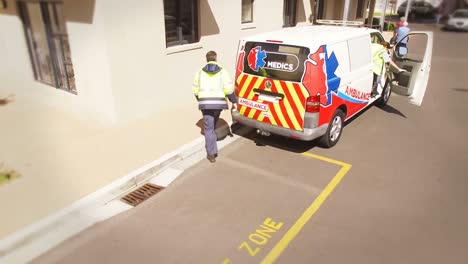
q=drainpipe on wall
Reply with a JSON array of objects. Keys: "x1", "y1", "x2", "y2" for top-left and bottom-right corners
[
  {"x1": 380, "y1": 0, "x2": 389, "y2": 31},
  {"x1": 343, "y1": 0, "x2": 351, "y2": 25},
  {"x1": 311, "y1": 0, "x2": 318, "y2": 24},
  {"x1": 367, "y1": 0, "x2": 377, "y2": 28},
  {"x1": 404, "y1": 0, "x2": 413, "y2": 22}
]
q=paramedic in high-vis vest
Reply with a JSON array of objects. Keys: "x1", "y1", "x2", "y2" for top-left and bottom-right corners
[
  {"x1": 193, "y1": 51, "x2": 237, "y2": 163},
  {"x1": 371, "y1": 41, "x2": 406, "y2": 97}
]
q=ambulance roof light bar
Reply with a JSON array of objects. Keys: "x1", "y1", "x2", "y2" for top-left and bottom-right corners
[{"x1": 315, "y1": 19, "x2": 364, "y2": 27}]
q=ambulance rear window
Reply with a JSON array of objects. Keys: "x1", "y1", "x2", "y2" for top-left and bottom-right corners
[{"x1": 243, "y1": 41, "x2": 309, "y2": 82}]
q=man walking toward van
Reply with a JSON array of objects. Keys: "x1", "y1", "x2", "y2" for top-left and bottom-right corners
[{"x1": 192, "y1": 51, "x2": 237, "y2": 163}]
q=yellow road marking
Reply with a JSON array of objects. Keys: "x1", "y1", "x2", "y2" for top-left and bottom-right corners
[
  {"x1": 260, "y1": 153, "x2": 352, "y2": 264},
  {"x1": 222, "y1": 258, "x2": 231, "y2": 264},
  {"x1": 301, "y1": 152, "x2": 352, "y2": 167}
]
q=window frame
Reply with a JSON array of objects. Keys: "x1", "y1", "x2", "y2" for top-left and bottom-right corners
[
  {"x1": 241, "y1": 0, "x2": 254, "y2": 24},
  {"x1": 18, "y1": 0, "x2": 77, "y2": 94},
  {"x1": 371, "y1": 32, "x2": 385, "y2": 44},
  {"x1": 242, "y1": 41, "x2": 310, "y2": 83},
  {"x1": 283, "y1": 0, "x2": 297, "y2": 27},
  {"x1": 163, "y1": 0, "x2": 200, "y2": 48},
  {"x1": 356, "y1": 0, "x2": 365, "y2": 19}
]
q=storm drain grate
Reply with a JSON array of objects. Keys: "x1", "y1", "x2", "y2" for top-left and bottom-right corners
[{"x1": 121, "y1": 183, "x2": 165, "y2": 207}]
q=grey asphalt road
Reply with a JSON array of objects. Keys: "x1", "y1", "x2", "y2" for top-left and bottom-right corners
[{"x1": 32, "y1": 24, "x2": 468, "y2": 264}]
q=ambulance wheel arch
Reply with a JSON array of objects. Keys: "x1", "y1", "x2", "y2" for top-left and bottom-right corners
[
  {"x1": 319, "y1": 108, "x2": 345, "y2": 148},
  {"x1": 390, "y1": 31, "x2": 433, "y2": 106}
]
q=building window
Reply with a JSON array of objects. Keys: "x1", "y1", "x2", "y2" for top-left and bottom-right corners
[
  {"x1": 18, "y1": 0, "x2": 76, "y2": 94},
  {"x1": 242, "y1": 0, "x2": 253, "y2": 23},
  {"x1": 356, "y1": 0, "x2": 365, "y2": 19},
  {"x1": 283, "y1": 0, "x2": 297, "y2": 27},
  {"x1": 164, "y1": 0, "x2": 199, "y2": 47}
]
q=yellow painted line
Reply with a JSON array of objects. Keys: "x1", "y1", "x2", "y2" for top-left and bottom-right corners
[
  {"x1": 302, "y1": 152, "x2": 351, "y2": 167},
  {"x1": 222, "y1": 258, "x2": 231, "y2": 264},
  {"x1": 260, "y1": 153, "x2": 352, "y2": 264}
]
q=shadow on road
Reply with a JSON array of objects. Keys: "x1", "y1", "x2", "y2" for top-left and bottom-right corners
[
  {"x1": 453, "y1": 88, "x2": 468, "y2": 93},
  {"x1": 230, "y1": 102, "x2": 406, "y2": 153},
  {"x1": 377, "y1": 104, "x2": 407, "y2": 118},
  {"x1": 231, "y1": 122, "x2": 319, "y2": 153}
]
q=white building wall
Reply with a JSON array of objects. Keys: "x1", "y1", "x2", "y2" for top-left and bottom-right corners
[
  {"x1": 0, "y1": 0, "x2": 116, "y2": 124},
  {"x1": 0, "y1": 0, "x2": 316, "y2": 238},
  {"x1": 101, "y1": 0, "x2": 298, "y2": 122}
]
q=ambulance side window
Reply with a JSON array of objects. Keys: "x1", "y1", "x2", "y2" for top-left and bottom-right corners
[
  {"x1": 348, "y1": 36, "x2": 371, "y2": 71},
  {"x1": 371, "y1": 32, "x2": 384, "y2": 44}
]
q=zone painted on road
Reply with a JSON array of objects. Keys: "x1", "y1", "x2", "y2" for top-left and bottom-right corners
[{"x1": 224, "y1": 152, "x2": 352, "y2": 264}]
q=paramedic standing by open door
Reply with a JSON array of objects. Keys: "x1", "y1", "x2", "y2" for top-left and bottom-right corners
[
  {"x1": 192, "y1": 51, "x2": 237, "y2": 163},
  {"x1": 371, "y1": 42, "x2": 406, "y2": 97}
]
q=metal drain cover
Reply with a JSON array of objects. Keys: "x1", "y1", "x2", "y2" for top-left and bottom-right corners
[{"x1": 121, "y1": 183, "x2": 164, "y2": 206}]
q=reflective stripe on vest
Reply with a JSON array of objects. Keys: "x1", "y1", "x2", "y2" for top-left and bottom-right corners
[{"x1": 197, "y1": 69, "x2": 227, "y2": 108}]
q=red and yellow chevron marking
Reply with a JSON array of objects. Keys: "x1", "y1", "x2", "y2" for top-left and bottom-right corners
[{"x1": 235, "y1": 73, "x2": 310, "y2": 131}]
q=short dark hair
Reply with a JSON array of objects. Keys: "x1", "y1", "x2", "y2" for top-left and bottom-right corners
[{"x1": 206, "y1": 51, "x2": 217, "y2": 62}]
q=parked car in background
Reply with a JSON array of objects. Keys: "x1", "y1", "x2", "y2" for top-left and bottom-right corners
[
  {"x1": 444, "y1": 9, "x2": 468, "y2": 31},
  {"x1": 398, "y1": 1, "x2": 437, "y2": 18}
]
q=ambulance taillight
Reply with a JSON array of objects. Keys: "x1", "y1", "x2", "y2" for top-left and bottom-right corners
[{"x1": 305, "y1": 94, "x2": 320, "y2": 113}]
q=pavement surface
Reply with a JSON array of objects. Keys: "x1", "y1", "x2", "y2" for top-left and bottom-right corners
[{"x1": 31, "y1": 24, "x2": 468, "y2": 264}]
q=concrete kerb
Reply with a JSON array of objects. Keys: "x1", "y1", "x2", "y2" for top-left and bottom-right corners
[{"x1": 0, "y1": 123, "x2": 241, "y2": 264}]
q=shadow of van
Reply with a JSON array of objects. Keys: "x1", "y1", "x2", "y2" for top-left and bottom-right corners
[
  {"x1": 229, "y1": 101, "x2": 407, "y2": 153},
  {"x1": 230, "y1": 122, "x2": 319, "y2": 153}
]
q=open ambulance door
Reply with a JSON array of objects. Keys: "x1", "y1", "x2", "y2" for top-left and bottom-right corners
[{"x1": 390, "y1": 31, "x2": 433, "y2": 106}]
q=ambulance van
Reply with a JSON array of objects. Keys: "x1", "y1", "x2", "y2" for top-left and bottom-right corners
[{"x1": 232, "y1": 25, "x2": 432, "y2": 147}]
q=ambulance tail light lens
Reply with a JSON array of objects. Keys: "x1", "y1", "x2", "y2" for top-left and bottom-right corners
[{"x1": 306, "y1": 94, "x2": 320, "y2": 113}]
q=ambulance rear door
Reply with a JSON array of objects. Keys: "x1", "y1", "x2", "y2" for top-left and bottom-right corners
[{"x1": 236, "y1": 41, "x2": 311, "y2": 132}]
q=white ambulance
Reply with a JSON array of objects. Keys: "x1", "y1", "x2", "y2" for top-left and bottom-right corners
[{"x1": 232, "y1": 25, "x2": 433, "y2": 147}]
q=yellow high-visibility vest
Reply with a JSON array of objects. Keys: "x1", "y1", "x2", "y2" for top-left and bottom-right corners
[{"x1": 371, "y1": 43, "x2": 386, "y2": 75}]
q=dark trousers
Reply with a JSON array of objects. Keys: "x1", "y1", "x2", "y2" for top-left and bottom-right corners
[{"x1": 202, "y1": 109, "x2": 221, "y2": 156}]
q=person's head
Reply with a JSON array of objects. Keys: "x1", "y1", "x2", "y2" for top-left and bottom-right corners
[
  {"x1": 382, "y1": 41, "x2": 391, "y2": 49},
  {"x1": 206, "y1": 51, "x2": 217, "y2": 62},
  {"x1": 400, "y1": 17, "x2": 405, "y2": 22}
]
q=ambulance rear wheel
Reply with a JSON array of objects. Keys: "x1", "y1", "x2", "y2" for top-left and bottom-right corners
[{"x1": 319, "y1": 109, "x2": 345, "y2": 148}]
